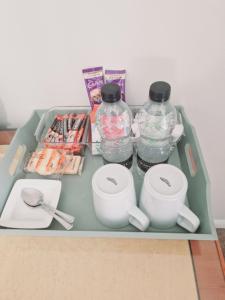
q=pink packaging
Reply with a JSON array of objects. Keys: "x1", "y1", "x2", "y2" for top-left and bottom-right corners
[
  {"x1": 82, "y1": 67, "x2": 104, "y2": 109},
  {"x1": 105, "y1": 69, "x2": 126, "y2": 101}
]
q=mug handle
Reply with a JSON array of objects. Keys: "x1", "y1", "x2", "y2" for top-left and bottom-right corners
[
  {"x1": 177, "y1": 205, "x2": 200, "y2": 233},
  {"x1": 128, "y1": 206, "x2": 150, "y2": 231}
]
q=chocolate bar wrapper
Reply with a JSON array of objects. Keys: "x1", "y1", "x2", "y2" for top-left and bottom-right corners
[
  {"x1": 82, "y1": 67, "x2": 104, "y2": 108},
  {"x1": 105, "y1": 69, "x2": 126, "y2": 101}
]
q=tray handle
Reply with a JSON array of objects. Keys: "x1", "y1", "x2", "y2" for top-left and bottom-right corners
[
  {"x1": 8, "y1": 144, "x2": 27, "y2": 176},
  {"x1": 185, "y1": 143, "x2": 198, "y2": 177},
  {"x1": 34, "y1": 113, "x2": 46, "y2": 142}
]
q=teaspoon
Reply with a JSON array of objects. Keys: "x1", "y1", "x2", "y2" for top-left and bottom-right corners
[{"x1": 21, "y1": 187, "x2": 74, "y2": 230}]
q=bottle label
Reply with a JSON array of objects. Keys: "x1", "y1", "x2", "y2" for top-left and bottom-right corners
[
  {"x1": 100, "y1": 113, "x2": 130, "y2": 139},
  {"x1": 137, "y1": 154, "x2": 168, "y2": 173},
  {"x1": 103, "y1": 155, "x2": 133, "y2": 169},
  {"x1": 136, "y1": 111, "x2": 176, "y2": 140}
]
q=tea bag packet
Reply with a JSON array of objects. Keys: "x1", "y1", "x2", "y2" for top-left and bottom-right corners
[
  {"x1": 25, "y1": 148, "x2": 64, "y2": 176},
  {"x1": 105, "y1": 70, "x2": 126, "y2": 101},
  {"x1": 62, "y1": 155, "x2": 82, "y2": 175},
  {"x1": 82, "y1": 67, "x2": 104, "y2": 109},
  {"x1": 25, "y1": 148, "x2": 84, "y2": 175},
  {"x1": 25, "y1": 151, "x2": 40, "y2": 173},
  {"x1": 58, "y1": 154, "x2": 85, "y2": 175}
]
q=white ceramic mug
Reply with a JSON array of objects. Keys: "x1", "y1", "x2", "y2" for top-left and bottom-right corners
[
  {"x1": 92, "y1": 164, "x2": 150, "y2": 231},
  {"x1": 140, "y1": 164, "x2": 200, "y2": 232}
]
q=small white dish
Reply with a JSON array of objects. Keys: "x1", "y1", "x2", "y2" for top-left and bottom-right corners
[{"x1": 0, "y1": 179, "x2": 62, "y2": 229}]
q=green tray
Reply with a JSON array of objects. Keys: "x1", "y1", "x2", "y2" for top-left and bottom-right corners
[{"x1": 0, "y1": 106, "x2": 217, "y2": 239}]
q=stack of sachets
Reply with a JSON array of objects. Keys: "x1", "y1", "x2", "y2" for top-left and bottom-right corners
[
  {"x1": 25, "y1": 111, "x2": 89, "y2": 176},
  {"x1": 25, "y1": 148, "x2": 84, "y2": 176},
  {"x1": 43, "y1": 112, "x2": 89, "y2": 154}
]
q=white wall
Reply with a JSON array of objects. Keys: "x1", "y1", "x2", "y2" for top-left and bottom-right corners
[{"x1": 0, "y1": 0, "x2": 225, "y2": 220}]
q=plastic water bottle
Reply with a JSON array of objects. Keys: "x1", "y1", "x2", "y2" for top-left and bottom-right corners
[
  {"x1": 96, "y1": 83, "x2": 133, "y2": 168},
  {"x1": 136, "y1": 81, "x2": 177, "y2": 173}
]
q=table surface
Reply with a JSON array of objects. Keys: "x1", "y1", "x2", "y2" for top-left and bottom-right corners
[{"x1": 0, "y1": 131, "x2": 224, "y2": 300}]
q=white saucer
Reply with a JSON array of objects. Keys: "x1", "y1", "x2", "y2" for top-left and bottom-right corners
[{"x1": 0, "y1": 179, "x2": 62, "y2": 229}]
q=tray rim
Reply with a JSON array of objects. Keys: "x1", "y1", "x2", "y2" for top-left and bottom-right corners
[
  {"x1": 0, "y1": 105, "x2": 217, "y2": 240},
  {"x1": 0, "y1": 228, "x2": 216, "y2": 240}
]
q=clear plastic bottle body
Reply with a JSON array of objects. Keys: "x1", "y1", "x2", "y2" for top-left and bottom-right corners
[
  {"x1": 96, "y1": 100, "x2": 133, "y2": 168},
  {"x1": 136, "y1": 99, "x2": 177, "y2": 172}
]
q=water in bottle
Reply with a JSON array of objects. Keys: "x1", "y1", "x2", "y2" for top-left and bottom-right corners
[
  {"x1": 136, "y1": 81, "x2": 177, "y2": 173},
  {"x1": 96, "y1": 83, "x2": 133, "y2": 168}
]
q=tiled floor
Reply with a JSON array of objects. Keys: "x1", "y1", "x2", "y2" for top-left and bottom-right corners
[{"x1": 217, "y1": 229, "x2": 225, "y2": 258}]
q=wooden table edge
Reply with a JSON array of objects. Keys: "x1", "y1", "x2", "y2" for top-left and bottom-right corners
[
  {"x1": 215, "y1": 240, "x2": 225, "y2": 277},
  {"x1": 190, "y1": 240, "x2": 225, "y2": 299}
]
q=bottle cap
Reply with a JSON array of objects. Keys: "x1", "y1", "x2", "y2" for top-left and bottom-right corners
[
  {"x1": 101, "y1": 83, "x2": 121, "y2": 103},
  {"x1": 149, "y1": 81, "x2": 171, "y2": 102}
]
